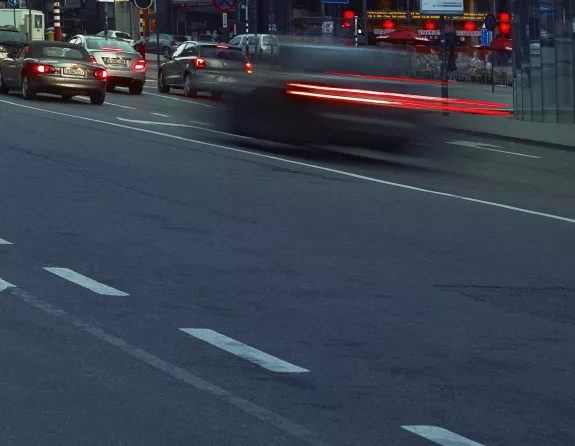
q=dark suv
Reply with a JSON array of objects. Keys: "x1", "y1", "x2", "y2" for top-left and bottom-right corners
[
  {"x1": 0, "y1": 26, "x2": 24, "y2": 60},
  {"x1": 134, "y1": 34, "x2": 186, "y2": 58}
]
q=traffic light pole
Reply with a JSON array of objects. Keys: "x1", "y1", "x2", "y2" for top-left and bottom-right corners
[{"x1": 440, "y1": 14, "x2": 449, "y2": 116}]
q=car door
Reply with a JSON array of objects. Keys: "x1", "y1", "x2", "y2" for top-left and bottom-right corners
[
  {"x1": 169, "y1": 43, "x2": 196, "y2": 86},
  {"x1": 145, "y1": 34, "x2": 157, "y2": 52},
  {"x1": 2, "y1": 46, "x2": 25, "y2": 86}
]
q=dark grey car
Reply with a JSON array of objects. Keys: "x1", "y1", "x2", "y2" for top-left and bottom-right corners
[
  {"x1": 134, "y1": 34, "x2": 187, "y2": 58},
  {"x1": 0, "y1": 41, "x2": 107, "y2": 104},
  {"x1": 157, "y1": 42, "x2": 252, "y2": 100}
]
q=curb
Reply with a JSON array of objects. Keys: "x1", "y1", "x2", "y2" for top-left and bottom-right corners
[{"x1": 441, "y1": 126, "x2": 575, "y2": 151}]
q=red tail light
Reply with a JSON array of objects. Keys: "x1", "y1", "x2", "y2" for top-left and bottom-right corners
[
  {"x1": 216, "y1": 45, "x2": 229, "y2": 49},
  {"x1": 195, "y1": 58, "x2": 206, "y2": 69},
  {"x1": 94, "y1": 68, "x2": 108, "y2": 79},
  {"x1": 133, "y1": 59, "x2": 146, "y2": 70},
  {"x1": 244, "y1": 62, "x2": 253, "y2": 73},
  {"x1": 171, "y1": 41, "x2": 179, "y2": 46},
  {"x1": 101, "y1": 47, "x2": 123, "y2": 52},
  {"x1": 89, "y1": 55, "x2": 97, "y2": 63},
  {"x1": 34, "y1": 64, "x2": 55, "y2": 74}
]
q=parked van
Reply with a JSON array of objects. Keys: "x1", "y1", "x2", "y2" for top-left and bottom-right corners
[{"x1": 229, "y1": 33, "x2": 279, "y2": 58}]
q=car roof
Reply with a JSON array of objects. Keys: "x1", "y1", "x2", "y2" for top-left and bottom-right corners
[{"x1": 0, "y1": 26, "x2": 19, "y2": 32}]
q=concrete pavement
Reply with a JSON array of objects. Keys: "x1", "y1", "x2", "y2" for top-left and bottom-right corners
[{"x1": 1, "y1": 83, "x2": 575, "y2": 445}]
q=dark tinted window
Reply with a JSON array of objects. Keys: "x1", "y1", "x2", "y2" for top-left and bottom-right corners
[
  {"x1": 0, "y1": 30, "x2": 23, "y2": 44},
  {"x1": 86, "y1": 38, "x2": 135, "y2": 52},
  {"x1": 198, "y1": 46, "x2": 246, "y2": 60},
  {"x1": 173, "y1": 35, "x2": 187, "y2": 42},
  {"x1": 32, "y1": 45, "x2": 87, "y2": 60}
]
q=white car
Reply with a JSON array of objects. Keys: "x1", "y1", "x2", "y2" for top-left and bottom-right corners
[{"x1": 96, "y1": 30, "x2": 135, "y2": 47}]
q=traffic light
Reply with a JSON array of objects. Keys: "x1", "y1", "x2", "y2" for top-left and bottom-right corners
[
  {"x1": 498, "y1": 12, "x2": 511, "y2": 37},
  {"x1": 342, "y1": 10, "x2": 355, "y2": 30}
]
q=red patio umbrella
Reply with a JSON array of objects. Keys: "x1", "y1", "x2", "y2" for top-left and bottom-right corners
[
  {"x1": 474, "y1": 36, "x2": 512, "y2": 52},
  {"x1": 376, "y1": 28, "x2": 432, "y2": 45}
]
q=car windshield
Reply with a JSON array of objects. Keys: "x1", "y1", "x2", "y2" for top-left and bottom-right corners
[
  {"x1": 34, "y1": 45, "x2": 86, "y2": 59},
  {"x1": 86, "y1": 38, "x2": 135, "y2": 52},
  {"x1": 198, "y1": 46, "x2": 246, "y2": 60},
  {"x1": 116, "y1": 32, "x2": 132, "y2": 40},
  {"x1": 0, "y1": 30, "x2": 23, "y2": 44}
]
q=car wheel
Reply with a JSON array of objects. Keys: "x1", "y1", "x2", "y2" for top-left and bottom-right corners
[
  {"x1": 0, "y1": 70, "x2": 9, "y2": 95},
  {"x1": 183, "y1": 74, "x2": 197, "y2": 97},
  {"x1": 21, "y1": 74, "x2": 35, "y2": 100},
  {"x1": 162, "y1": 47, "x2": 171, "y2": 58},
  {"x1": 90, "y1": 91, "x2": 105, "y2": 105},
  {"x1": 61, "y1": 94, "x2": 73, "y2": 101},
  {"x1": 106, "y1": 83, "x2": 115, "y2": 93},
  {"x1": 158, "y1": 70, "x2": 170, "y2": 93},
  {"x1": 211, "y1": 91, "x2": 223, "y2": 100},
  {"x1": 129, "y1": 83, "x2": 144, "y2": 95}
]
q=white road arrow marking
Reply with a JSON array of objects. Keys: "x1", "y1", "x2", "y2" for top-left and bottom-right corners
[
  {"x1": 0, "y1": 237, "x2": 12, "y2": 244},
  {"x1": 0, "y1": 277, "x2": 16, "y2": 291},
  {"x1": 447, "y1": 140, "x2": 541, "y2": 159}
]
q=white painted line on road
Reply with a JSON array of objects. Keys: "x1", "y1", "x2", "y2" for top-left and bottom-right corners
[
  {"x1": 151, "y1": 112, "x2": 170, "y2": 118},
  {"x1": 142, "y1": 91, "x2": 221, "y2": 108},
  {"x1": 3, "y1": 98, "x2": 574, "y2": 225},
  {"x1": 43, "y1": 267, "x2": 129, "y2": 296},
  {"x1": 117, "y1": 117, "x2": 197, "y2": 127},
  {"x1": 0, "y1": 278, "x2": 16, "y2": 291},
  {"x1": 402, "y1": 426, "x2": 484, "y2": 446},
  {"x1": 9, "y1": 288, "x2": 328, "y2": 446},
  {"x1": 447, "y1": 140, "x2": 541, "y2": 159},
  {"x1": 75, "y1": 96, "x2": 136, "y2": 110},
  {"x1": 190, "y1": 120, "x2": 211, "y2": 126},
  {"x1": 0, "y1": 237, "x2": 12, "y2": 245},
  {"x1": 180, "y1": 328, "x2": 309, "y2": 373}
]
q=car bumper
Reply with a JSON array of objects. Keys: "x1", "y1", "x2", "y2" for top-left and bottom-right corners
[
  {"x1": 30, "y1": 76, "x2": 106, "y2": 94},
  {"x1": 106, "y1": 68, "x2": 146, "y2": 85}
]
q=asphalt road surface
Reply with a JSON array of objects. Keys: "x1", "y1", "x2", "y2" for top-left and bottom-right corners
[{"x1": 1, "y1": 77, "x2": 575, "y2": 446}]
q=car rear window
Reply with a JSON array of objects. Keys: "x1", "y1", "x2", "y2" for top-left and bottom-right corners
[
  {"x1": 86, "y1": 38, "x2": 135, "y2": 52},
  {"x1": 263, "y1": 36, "x2": 279, "y2": 46},
  {"x1": 0, "y1": 30, "x2": 23, "y2": 44},
  {"x1": 199, "y1": 45, "x2": 246, "y2": 60},
  {"x1": 115, "y1": 32, "x2": 132, "y2": 39},
  {"x1": 34, "y1": 45, "x2": 86, "y2": 59}
]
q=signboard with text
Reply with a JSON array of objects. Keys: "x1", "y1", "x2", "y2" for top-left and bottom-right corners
[
  {"x1": 368, "y1": 11, "x2": 487, "y2": 21},
  {"x1": 421, "y1": 0, "x2": 464, "y2": 15}
]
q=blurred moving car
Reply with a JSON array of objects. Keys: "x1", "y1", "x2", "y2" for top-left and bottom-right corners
[
  {"x1": 0, "y1": 41, "x2": 107, "y2": 104},
  {"x1": 0, "y1": 26, "x2": 24, "y2": 60},
  {"x1": 157, "y1": 42, "x2": 252, "y2": 100},
  {"x1": 97, "y1": 30, "x2": 135, "y2": 47},
  {"x1": 68, "y1": 35, "x2": 145, "y2": 94},
  {"x1": 229, "y1": 33, "x2": 279, "y2": 58},
  {"x1": 134, "y1": 33, "x2": 187, "y2": 58}
]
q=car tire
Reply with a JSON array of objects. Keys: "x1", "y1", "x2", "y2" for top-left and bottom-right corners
[
  {"x1": 211, "y1": 91, "x2": 223, "y2": 100},
  {"x1": 106, "y1": 83, "x2": 115, "y2": 93},
  {"x1": 0, "y1": 70, "x2": 9, "y2": 95},
  {"x1": 129, "y1": 83, "x2": 144, "y2": 95},
  {"x1": 162, "y1": 47, "x2": 171, "y2": 59},
  {"x1": 158, "y1": 70, "x2": 170, "y2": 93},
  {"x1": 61, "y1": 94, "x2": 73, "y2": 101},
  {"x1": 90, "y1": 91, "x2": 105, "y2": 105},
  {"x1": 183, "y1": 74, "x2": 197, "y2": 97},
  {"x1": 21, "y1": 74, "x2": 35, "y2": 100}
]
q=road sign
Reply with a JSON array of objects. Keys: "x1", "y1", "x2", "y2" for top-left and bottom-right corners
[
  {"x1": 322, "y1": 0, "x2": 349, "y2": 4},
  {"x1": 134, "y1": 0, "x2": 153, "y2": 8},
  {"x1": 7, "y1": 0, "x2": 19, "y2": 6},
  {"x1": 481, "y1": 29, "x2": 492, "y2": 46},
  {"x1": 212, "y1": 0, "x2": 236, "y2": 13},
  {"x1": 269, "y1": 12, "x2": 276, "y2": 23},
  {"x1": 421, "y1": 0, "x2": 463, "y2": 14},
  {"x1": 222, "y1": 12, "x2": 227, "y2": 27},
  {"x1": 484, "y1": 13, "x2": 497, "y2": 31},
  {"x1": 268, "y1": 23, "x2": 277, "y2": 32},
  {"x1": 540, "y1": 3, "x2": 554, "y2": 15}
]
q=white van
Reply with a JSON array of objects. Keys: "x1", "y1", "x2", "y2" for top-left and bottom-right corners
[{"x1": 229, "y1": 33, "x2": 279, "y2": 57}]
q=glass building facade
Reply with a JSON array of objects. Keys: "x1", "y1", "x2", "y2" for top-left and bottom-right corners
[{"x1": 512, "y1": 0, "x2": 575, "y2": 123}]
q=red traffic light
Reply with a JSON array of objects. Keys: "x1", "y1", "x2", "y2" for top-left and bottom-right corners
[
  {"x1": 342, "y1": 10, "x2": 355, "y2": 19},
  {"x1": 499, "y1": 22, "x2": 511, "y2": 34},
  {"x1": 498, "y1": 12, "x2": 511, "y2": 22}
]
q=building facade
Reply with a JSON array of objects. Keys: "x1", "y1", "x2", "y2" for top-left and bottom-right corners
[{"x1": 512, "y1": 0, "x2": 575, "y2": 124}]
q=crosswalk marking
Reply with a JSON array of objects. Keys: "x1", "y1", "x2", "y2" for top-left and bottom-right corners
[
  {"x1": 180, "y1": 328, "x2": 309, "y2": 373},
  {"x1": 43, "y1": 267, "x2": 128, "y2": 296},
  {"x1": 402, "y1": 426, "x2": 484, "y2": 446}
]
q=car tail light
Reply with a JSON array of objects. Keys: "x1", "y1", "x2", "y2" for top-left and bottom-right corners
[
  {"x1": 34, "y1": 64, "x2": 56, "y2": 74},
  {"x1": 244, "y1": 62, "x2": 253, "y2": 74},
  {"x1": 89, "y1": 55, "x2": 97, "y2": 63},
  {"x1": 101, "y1": 47, "x2": 123, "y2": 52},
  {"x1": 133, "y1": 59, "x2": 146, "y2": 70},
  {"x1": 94, "y1": 68, "x2": 108, "y2": 79},
  {"x1": 171, "y1": 41, "x2": 179, "y2": 46},
  {"x1": 195, "y1": 58, "x2": 206, "y2": 69},
  {"x1": 216, "y1": 45, "x2": 229, "y2": 49}
]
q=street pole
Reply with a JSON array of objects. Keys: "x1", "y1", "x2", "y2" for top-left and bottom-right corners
[
  {"x1": 104, "y1": 2, "x2": 109, "y2": 38},
  {"x1": 440, "y1": 14, "x2": 449, "y2": 116},
  {"x1": 54, "y1": 1, "x2": 61, "y2": 41},
  {"x1": 362, "y1": 0, "x2": 367, "y2": 45},
  {"x1": 245, "y1": 0, "x2": 249, "y2": 59},
  {"x1": 12, "y1": 3, "x2": 16, "y2": 29},
  {"x1": 354, "y1": 15, "x2": 358, "y2": 47},
  {"x1": 28, "y1": 0, "x2": 32, "y2": 42}
]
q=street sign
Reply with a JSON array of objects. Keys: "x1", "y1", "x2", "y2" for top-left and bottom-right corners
[
  {"x1": 322, "y1": 0, "x2": 349, "y2": 4},
  {"x1": 134, "y1": 0, "x2": 153, "y2": 8},
  {"x1": 222, "y1": 12, "x2": 227, "y2": 27},
  {"x1": 481, "y1": 29, "x2": 492, "y2": 46},
  {"x1": 212, "y1": 0, "x2": 237, "y2": 13},
  {"x1": 421, "y1": 0, "x2": 463, "y2": 15},
  {"x1": 484, "y1": 13, "x2": 497, "y2": 31},
  {"x1": 7, "y1": 0, "x2": 19, "y2": 6},
  {"x1": 269, "y1": 12, "x2": 276, "y2": 23},
  {"x1": 540, "y1": 3, "x2": 554, "y2": 15},
  {"x1": 268, "y1": 23, "x2": 277, "y2": 32}
]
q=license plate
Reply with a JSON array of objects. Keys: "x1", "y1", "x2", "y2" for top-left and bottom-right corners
[
  {"x1": 63, "y1": 67, "x2": 85, "y2": 76},
  {"x1": 0, "y1": 52, "x2": 7, "y2": 59},
  {"x1": 217, "y1": 76, "x2": 234, "y2": 82}
]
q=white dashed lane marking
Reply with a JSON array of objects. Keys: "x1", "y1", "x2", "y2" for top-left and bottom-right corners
[
  {"x1": 74, "y1": 96, "x2": 136, "y2": 110},
  {"x1": 0, "y1": 277, "x2": 16, "y2": 291},
  {"x1": 180, "y1": 328, "x2": 310, "y2": 373},
  {"x1": 447, "y1": 140, "x2": 541, "y2": 159},
  {"x1": 402, "y1": 426, "x2": 484, "y2": 446},
  {"x1": 43, "y1": 267, "x2": 129, "y2": 296},
  {"x1": 151, "y1": 112, "x2": 170, "y2": 117},
  {"x1": 0, "y1": 237, "x2": 12, "y2": 244}
]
